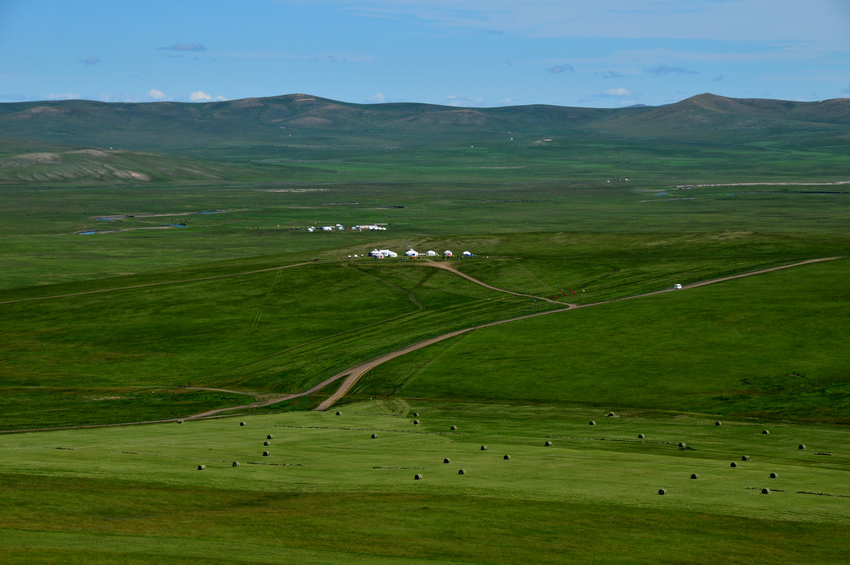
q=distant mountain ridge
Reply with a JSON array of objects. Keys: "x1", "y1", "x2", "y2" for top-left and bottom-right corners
[
  {"x1": 1, "y1": 92, "x2": 848, "y2": 148},
  {"x1": 1, "y1": 92, "x2": 848, "y2": 184}
]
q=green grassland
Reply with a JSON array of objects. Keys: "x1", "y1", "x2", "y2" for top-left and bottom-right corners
[
  {"x1": 358, "y1": 258, "x2": 850, "y2": 423},
  {"x1": 1, "y1": 402, "x2": 849, "y2": 563},
  {"x1": 2, "y1": 93, "x2": 849, "y2": 562}
]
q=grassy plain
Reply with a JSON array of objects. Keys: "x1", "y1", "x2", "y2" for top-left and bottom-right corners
[
  {"x1": 2, "y1": 401, "x2": 849, "y2": 564},
  {"x1": 1, "y1": 94, "x2": 849, "y2": 562}
]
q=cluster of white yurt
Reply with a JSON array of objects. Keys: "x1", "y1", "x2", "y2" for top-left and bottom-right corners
[
  {"x1": 369, "y1": 248, "x2": 399, "y2": 259},
  {"x1": 366, "y1": 248, "x2": 473, "y2": 260}
]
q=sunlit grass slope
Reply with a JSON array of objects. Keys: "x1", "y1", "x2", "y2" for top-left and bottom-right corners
[
  {"x1": 1, "y1": 400, "x2": 848, "y2": 564},
  {"x1": 359, "y1": 259, "x2": 850, "y2": 423}
]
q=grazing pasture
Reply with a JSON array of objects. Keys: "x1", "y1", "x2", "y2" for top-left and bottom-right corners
[
  {"x1": 1, "y1": 401, "x2": 848, "y2": 563},
  {"x1": 1, "y1": 93, "x2": 849, "y2": 562}
]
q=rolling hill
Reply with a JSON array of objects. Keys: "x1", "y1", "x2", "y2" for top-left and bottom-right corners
[{"x1": 0, "y1": 93, "x2": 848, "y2": 153}]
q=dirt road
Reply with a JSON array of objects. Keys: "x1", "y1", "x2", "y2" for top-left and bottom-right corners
[
  {"x1": 313, "y1": 256, "x2": 842, "y2": 410},
  {"x1": 3, "y1": 256, "x2": 840, "y2": 433}
]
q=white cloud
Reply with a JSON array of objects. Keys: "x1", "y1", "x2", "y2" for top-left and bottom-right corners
[
  {"x1": 147, "y1": 89, "x2": 167, "y2": 100},
  {"x1": 602, "y1": 87, "x2": 633, "y2": 97},
  {"x1": 369, "y1": 92, "x2": 387, "y2": 103},
  {"x1": 189, "y1": 91, "x2": 226, "y2": 102}
]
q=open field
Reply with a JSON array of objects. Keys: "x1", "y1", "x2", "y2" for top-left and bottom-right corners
[
  {"x1": 2, "y1": 401, "x2": 849, "y2": 563},
  {"x1": 1, "y1": 93, "x2": 849, "y2": 562}
]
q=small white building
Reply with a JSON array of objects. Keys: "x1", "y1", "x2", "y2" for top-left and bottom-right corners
[
  {"x1": 405, "y1": 249, "x2": 419, "y2": 258},
  {"x1": 443, "y1": 250, "x2": 453, "y2": 258},
  {"x1": 426, "y1": 250, "x2": 437, "y2": 257}
]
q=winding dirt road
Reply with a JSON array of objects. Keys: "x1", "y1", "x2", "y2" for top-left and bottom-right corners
[
  {"x1": 3, "y1": 256, "x2": 840, "y2": 433},
  {"x1": 313, "y1": 256, "x2": 841, "y2": 410}
]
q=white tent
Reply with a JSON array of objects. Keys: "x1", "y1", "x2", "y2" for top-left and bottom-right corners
[
  {"x1": 405, "y1": 249, "x2": 419, "y2": 258},
  {"x1": 443, "y1": 250, "x2": 453, "y2": 257},
  {"x1": 426, "y1": 250, "x2": 437, "y2": 257},
  {"x1": 462, "y1": 251, "x2": 473, "y2": 258}
]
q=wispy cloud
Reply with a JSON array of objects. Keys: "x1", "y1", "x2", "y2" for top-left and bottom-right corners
[
  {"x1": 601, "y1": 87, "x2": 633, "y2": 98},
  {"x1": 444, "y1": 94, "x2": 485, "y2": 107},
  {"x1": 46, "y1": 92, "x2": 81, "y2": 100},
  {"x1": 79, "y1": 56, "x2": 102, "y2": 66},
  {"x1": 368, "y1": 92, "x2": 387, "y2": 103},
  {"x1": 710, "y1": 74, "x2": 725, "y2": 82},
  {"x1": 547, "y1": 64, "x2": 575, "y2": 74},
  {"x1": 161, "y1": 43, "x2": 207, "y2": 52},
  {"x1": 645, "y1": 64, "x2": 698, "y2": 75},
  {"x1": 603, "y1": 71, "x2": 623, "y2": 79}
]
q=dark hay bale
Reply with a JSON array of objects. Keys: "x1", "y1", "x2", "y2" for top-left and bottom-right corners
[
  {"x1": 678, "y1": 442, "x2": 686, "y2": 448},
  {"x1": 730, "y1": 462, "x2": 738, "y2": 468},
  {"x1": 638, "y1": 433, "x2": 645, "y2": 439},
  {"x1": 263, "y1": 451, "x2": 270, "y2": 456},
  {"x1": 480, "y1": 445, "x2": 488, "y2": 451},
  {"x1": 503, "y1": 455, "x2": 511, "y2": 460},
  {"x1": 762, "y1": 429, "x2": 770, "y2": 435},
  {"x1": 589, "y1": 421, "x2": 596, "y2": 426},
  {"x1": 715, "y1": 421, "x2": 722, "y2": 426},
  {"x1": 264, "y1": 441, "x2": 270, "y2": 446},
  {"x1": 232, "y1": 461, "x2": 240, "y2": 467},
  {"x1": 545, "y1": 440, "x2": 553, "y2": 447},
  {"x1": 450, "y1": 425, "x2": 457, "y2": 431},
  {"x1": 658, "y1": 488, "x2": 667, "y2": 495},
  {"x1": 414, "y1": 474, "x2": 423, "y2": 480},
  {"x1": 444, "y1": 458, "x2": 451, "y2": 464},
  {"x1": 799, "y1": 444, "x2": 806, "y2": 450},
  {"x1": 413, "y1": 412, "x2": 419, "y2": 417},
  {"x1": 762, "y1": 488, "x2": 770, "y2": 494},
  {"x1": 742, "y1": 455, "x2": 750, "y2": 461},
  {"x1": 690, "y1": 473, "x2": 699, "y2": 480},
  {"x1": 177, "y1": 420, "x2": 183, "y2": 424},
  {"x1": 267, "y1": 434, "x2": 273, "y2": 440},
  {"x1": 197, "y1": 464, "x2": 206, "y2": 470},
  {"x1": 240, "y1": 421, "x2": 246, "y2": 426},
  {"x1": 458, "y1": 469, "x2": 466, "y2": 475},
  {"x1": 371, "y1": 433, "x2": 377, "y2": 439},
  {"x1": 607, "y1": 412, "x2": 615, "y2": 418},
  {"x1": 770, "y1": 472, "x2": 778, "y2": 479},
  {"x1": 336, "y1": 411, "x2": 342, "y2": 416},
  {"x1": 413, "y1": 420, "x2": 420, "y2": 425}
]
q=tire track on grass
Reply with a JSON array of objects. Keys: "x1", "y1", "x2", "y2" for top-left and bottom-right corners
[
  {"x1": 5, "y1": 256, "x2": 841, "y2": 432},
  {"x1": 0, "y1": 262, "x2": 313, "y2": 306}
]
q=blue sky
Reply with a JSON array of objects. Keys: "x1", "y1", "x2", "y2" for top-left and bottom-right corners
[{"x1": 1, "y1": 0, "x2": 848, "y2": 107}]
